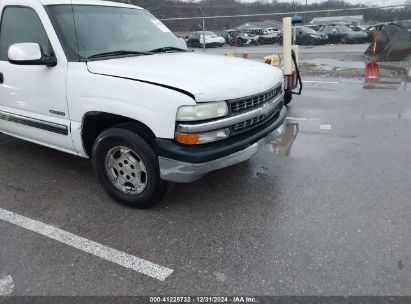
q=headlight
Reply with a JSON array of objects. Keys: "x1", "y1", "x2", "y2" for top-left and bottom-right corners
[
  {"x1": 177, "y1": 102, "x2": 228, "y2": 122},
  {"x1": 175, "y1": 128, "x2": 230, "y2": 145},
  {"x1": 310, "y1": 34, "x2": 319, "y2": 38}
]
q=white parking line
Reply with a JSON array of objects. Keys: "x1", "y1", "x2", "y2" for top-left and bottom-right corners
[
  {"x1": 320, "y1": 124, "x2": 332, "y2": 130},
  {"x1": 0, "y1": 275, "x2": 14, "y2": 296},
  {"x1": 0, "y1": 208, "x2": 173, "y2": 281}
]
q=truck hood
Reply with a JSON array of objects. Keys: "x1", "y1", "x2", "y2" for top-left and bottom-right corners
[{"x1": 87, "y1": 52, "x2": 283, "y2": 102}]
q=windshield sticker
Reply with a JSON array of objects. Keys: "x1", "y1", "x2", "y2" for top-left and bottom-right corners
[{"x1": 151, "y1": 20, "x2": 171, "y2": 33}]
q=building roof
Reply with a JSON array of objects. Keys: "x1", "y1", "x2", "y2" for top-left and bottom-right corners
[{"x1": 310, "y1": 15, "x2": 364, "y2": 25}]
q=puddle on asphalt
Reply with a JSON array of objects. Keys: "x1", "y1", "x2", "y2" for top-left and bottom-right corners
[
  {"x1": 252, "y1": 122, "x2": 299, "y2": 178},
  {"x1": 268, "y1": 122, "x2": 299, "y2": 156}
]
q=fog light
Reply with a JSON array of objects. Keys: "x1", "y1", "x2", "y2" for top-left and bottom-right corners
[{"x1": 175, "y1": 128, "x2": 230, "y2": 145}]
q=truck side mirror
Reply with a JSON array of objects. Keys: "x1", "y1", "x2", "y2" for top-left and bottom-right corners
[{"x1": 8, "y1": 43, "x2": 57, "y2": 67}]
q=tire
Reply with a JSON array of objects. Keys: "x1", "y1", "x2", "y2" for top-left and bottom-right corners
[
  {"x1": 92, "y1": 126, "x2": 167, "y2": 209},
  {"x1": 340, "y1": 36, "x2": 348, "y2": 44},
  {"x1": 284, "y1": 91, "x2": 293, "y2": 105}
]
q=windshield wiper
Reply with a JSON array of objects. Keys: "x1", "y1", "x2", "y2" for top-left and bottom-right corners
[
  {"x1": 86, "y1": 50, "x2": 153, "y2": 59},
  {"x1": 149, "y1": 47, "x2": 187, "y2": 53}
]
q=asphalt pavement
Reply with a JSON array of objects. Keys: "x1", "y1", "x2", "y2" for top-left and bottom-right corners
[{"x1": 0, "y1": 78, "x2": 410, "y2": 296}]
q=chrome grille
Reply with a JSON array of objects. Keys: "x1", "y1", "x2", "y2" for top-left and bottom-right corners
[
  {"x1": 230, "y1": 85, "x2": 282, "y2": 114},
  {"x1": 232, "y1": 101, "x2": 283, "y2": 133}
]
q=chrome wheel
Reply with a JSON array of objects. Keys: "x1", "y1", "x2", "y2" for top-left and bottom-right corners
[{"x1": 105, "y1": 146, "x2": 147, "y2": 195}]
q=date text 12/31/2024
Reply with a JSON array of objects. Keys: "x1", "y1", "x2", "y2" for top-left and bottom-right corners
[{"x1": 150, "y1": 296, "x2": 257, "y2": 303}]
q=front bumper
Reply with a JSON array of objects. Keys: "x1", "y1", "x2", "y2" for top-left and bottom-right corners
[{"x1": 158, "y1": 107, "x2": 286, "y2": 183}]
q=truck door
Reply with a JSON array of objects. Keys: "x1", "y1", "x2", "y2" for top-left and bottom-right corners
[{"x1": 0, "y1": 2, "x2": 75, "y2": 153}]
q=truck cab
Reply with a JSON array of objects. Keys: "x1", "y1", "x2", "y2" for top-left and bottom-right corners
[{"x1": 0, "y1": 0, "x2": 286, "y2": 208}]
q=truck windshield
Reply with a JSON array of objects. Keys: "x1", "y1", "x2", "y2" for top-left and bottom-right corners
[{"x1": 47, "y1": 5, "x2": 186, "y2": 60}]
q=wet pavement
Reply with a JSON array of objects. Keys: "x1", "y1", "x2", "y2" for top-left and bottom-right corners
[
  {"x1": 198, "y1": 43, "x2": 369, "y2": 56},
  {"x1": 196, "y1": 44, "x2": 411, "y2": 79},
  {"x1": 0, "y1": 78, "x2": 410, "y2": 295},
  {"x1": 300, "y1": 58, "x2": 366, "y2": 70}
]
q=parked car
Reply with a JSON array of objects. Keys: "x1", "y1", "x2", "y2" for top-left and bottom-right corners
[
  {"x1": 319, "y1": 25, "x2": 369, "y2": 44},
  {"x1": 265, "y1": 27, "x2": 281, "y2": 38},
  {"x1": 346, "y1": 24, "x2": 365, "y2": 32},
  {"x1": 186, "y1": 31, "x2": 225, "y2": 48},
  {"x1": 316, "y1": 24, "x2": 365, "y2": 32},
  {"x1": 229, "y1": 31, "x2": 260, "y2": 46},
  {"x1": 305, "y1": 25, "x2": 321, "y2": 32},
  {"x1": 262, "y1": 27, "x2": 281, "y2": 44},
  {"x1": 244, "y1": 28, "x2": 278, "y2": 44},
  {"x1": 398, "y1": 20, "x2": 411, "y2": 40},
  {"x1": 221, "y1": 29, "x2": 238, "y2": 44},
  {"x1": 278, "y1": 26, "x2": 328, "y2": 45},
  {"x1": 0, "y1": 0, "x2": 287, "y2": 208}
]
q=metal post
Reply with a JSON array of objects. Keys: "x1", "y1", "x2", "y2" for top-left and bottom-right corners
[
  {"x1": 200, "y1": 8, "x2": 206, "y2": 53},
  {"x1": 293, "y1": 23, "x2": 297, "y2": 45},
  {"x1": 408, "y1": 52, "x2": 411, "y2": 79}
]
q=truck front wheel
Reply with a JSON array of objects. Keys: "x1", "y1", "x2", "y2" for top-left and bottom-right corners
[{"x1": 92, "y1": 127, "x2": 167, "y2": 209}]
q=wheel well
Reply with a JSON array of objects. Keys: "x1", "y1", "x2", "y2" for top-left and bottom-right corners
[{"x1": 82, "y1": 112, "x2": 156, "y2": 157}]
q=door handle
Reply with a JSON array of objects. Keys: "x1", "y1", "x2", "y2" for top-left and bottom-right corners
[{"x1": 0, "y1": 73, "x2": 3, "y2": 84}]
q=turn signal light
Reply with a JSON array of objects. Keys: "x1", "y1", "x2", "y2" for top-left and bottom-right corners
[{"x1": 175, "y1": 133, "x2": 200, "y2": 145}]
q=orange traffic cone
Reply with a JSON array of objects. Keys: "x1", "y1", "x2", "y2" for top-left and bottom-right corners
[{"x1": 365, "y1": 34, "x2": 380, "y2": 86}]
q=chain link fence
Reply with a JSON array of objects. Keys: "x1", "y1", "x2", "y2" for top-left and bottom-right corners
[{"x1": 158, "y1": 5, "x2": 411, "y2": 79}]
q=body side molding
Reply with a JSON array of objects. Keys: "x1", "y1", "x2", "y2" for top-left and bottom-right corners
[{"x1": 0, "y1": 111, "x2": 68, "y2": 135}]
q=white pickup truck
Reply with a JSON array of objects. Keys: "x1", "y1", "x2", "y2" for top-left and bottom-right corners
[{"x1": 0, "y1": 0, "x2": 286, "y2": 208}]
